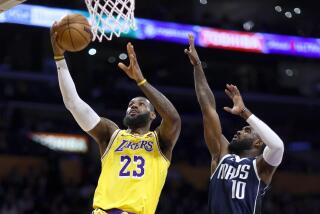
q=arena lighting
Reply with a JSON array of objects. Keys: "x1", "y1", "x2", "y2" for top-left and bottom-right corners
[
  {"x1": 294, "y1": 8, "x2": 301, "y2": 15},
  {"x1": 275, "y1": 5, "x2": 282, "y2": 13},
  {"x1": 1, "y1": 4, "x2": 320, "y2": 58},
  {"x1": 285, "y1": 11, "x2": 292, "y2": 18},
  {"x1": 107, "y1": 56, "x2": 116, "y2": 63},
  {"x1": 119, "y1": 53, "x2": 128, "y2": 60},
  {"x1": 243, "y1": 21, "x2": 254, "y2": 31},
  {"x1": 88, "y1": 48, "x2": 97, "y2": 55},
  {"x1": 285, "y1": 68, "x2": 294, "y2": 77},
  {"x1": 30, "y1": 132, "x2": 88, "y2": 153},
  {"x1": 200, "y1": 0, "x2": 207, "y2": 5}
]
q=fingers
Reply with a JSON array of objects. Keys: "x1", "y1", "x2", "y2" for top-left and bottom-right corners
[
  {"x1": 126, "y1": 42, "x2": 131, "y2": 55},
  {"x1": 225, "y1": 88, "x2": 233, "y2": 99},
  {"x1": 233, "y1": 85, "x2": 240, "y2": 95},
  {"x1": 127, "y1": 42, "x2": 136, "y2": 57},
  {"x1": 118, "y1": 62, "x2": 128, "y2": 72},
  {"x1": 51, "y1": 32, "x2": 58, "y2": 42},
  {"x1": 50, "y1": 21, "x2": 59, "y2": 44},
  {"x1": 226, "y1": 84, "x2": 240, "y2": 94},
  {"x1": 129, "y1": 53, "x2": 135, "y2": 60},
  {"x1": 226, "y1": 84, "x2": 234, "y2": 91},
  {"x1": 223, "y1": 107, "x2": 232, "y2": 113},
  {"x1": 50, "y1": 21, "x2": 59, "y2": 35},
  {"x1": 226, "y1": 84, "x2": 241, "y2": 97},
  {"x1": 184, "y1": 48, "x2": 192, "y2": 56},
  {"x1": 128, "y1": 54, "x2": 137, "y2": 67},
  {"x1": 188, "y1": 34, "x2": 195, "y2": 48}
]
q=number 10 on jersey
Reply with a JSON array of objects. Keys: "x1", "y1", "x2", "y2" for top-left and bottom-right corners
[
  {"x1": 120, "y1": 155, "x2": 145, "y2": 178},
  {"x1": 231, "y1": 180, "x2": 246, "y2": 199}
]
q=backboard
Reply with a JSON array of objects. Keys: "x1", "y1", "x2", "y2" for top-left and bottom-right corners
[{"x1": 0, "y1": 0, "x2": 26, "y2": 13}]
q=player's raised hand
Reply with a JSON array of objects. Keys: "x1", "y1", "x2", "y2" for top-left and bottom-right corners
[
  {"x1": 184, "y1": 34, "x2": 201, "y2": 66},
  {"x1": 223, "y1": 84, "x2": 246, "y2": 116},
  {"x1": 50, "y1": 21, "x2": 65, "y2": 57},
  {"x1": 118, "y1": 42, "x2": 145, "y2": 83}
]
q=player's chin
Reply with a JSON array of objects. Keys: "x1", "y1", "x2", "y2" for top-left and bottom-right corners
[{"x1": 127, "y1": 113, "x2": 139, "y2": 119}]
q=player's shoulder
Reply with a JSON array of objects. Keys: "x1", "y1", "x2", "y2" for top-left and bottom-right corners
[{"x1": 222, "y1": 154, "x2": 255, "y2": 163}]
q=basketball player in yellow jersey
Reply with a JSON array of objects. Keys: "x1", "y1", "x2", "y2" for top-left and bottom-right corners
[{"x1": 50, "y1": 23, "x2": 181, "y2": 214}]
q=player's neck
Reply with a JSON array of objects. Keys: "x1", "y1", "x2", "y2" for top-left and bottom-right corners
[
  {"x1": 127, "y1": 126, "x2": 150, "y2": 135},
  {"x1": 237, "y1": 150, "x2": 257, "y2": 158}
]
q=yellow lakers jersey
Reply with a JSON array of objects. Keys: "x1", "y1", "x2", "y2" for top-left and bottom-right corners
[{"x1": 93, "y1": 129, "x2": 170, "y2": 214}]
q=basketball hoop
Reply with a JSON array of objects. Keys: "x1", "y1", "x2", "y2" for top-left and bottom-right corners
[{"x1": 84, "y1": 0, "x2": 136, "y2": 42}]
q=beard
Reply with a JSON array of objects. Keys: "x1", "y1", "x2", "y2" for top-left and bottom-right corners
[
  {"x1": 123, "y1": 112, "x2": 150, "y2": 129},
  {"x1": 228, "y1": 138, "x2": 254, "y2": 154}
]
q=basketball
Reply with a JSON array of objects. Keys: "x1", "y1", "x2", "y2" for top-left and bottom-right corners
[{"x1": 56, "y1": 14, "x2": 92, "y2": 52}]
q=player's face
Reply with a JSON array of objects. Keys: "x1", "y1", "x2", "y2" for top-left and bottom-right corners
[
  {"x1": 123, "y1": 97, "x2": 153, "y2": 128},
  {"x1": 126, "y1": 97, "x2": 152, "y2": 117},
  {"x1": 229, "y1": 126, "x2": 257, "y2": 153}
]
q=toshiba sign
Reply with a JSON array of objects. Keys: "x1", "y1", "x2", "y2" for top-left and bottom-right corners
[{"x1": 199, "y1": 28, "x2": 263, "y2": 53}]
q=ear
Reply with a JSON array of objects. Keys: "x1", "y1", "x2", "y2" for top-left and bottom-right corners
[
  {"x1": 253, "y1": 138, "x2": 263, "y2": 149},
  {"x1": 150, "y1": 111, "x2": 156, "y2": 120}
]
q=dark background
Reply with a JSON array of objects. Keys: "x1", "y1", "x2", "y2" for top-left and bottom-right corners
[{"x1": 0, "y1": 0, "x2": 320, "y2": 213}]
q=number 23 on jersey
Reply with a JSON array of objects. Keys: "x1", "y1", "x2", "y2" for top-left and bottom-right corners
[{"x1": 119, "y1": 155, "x2": 145, "y2": 178}]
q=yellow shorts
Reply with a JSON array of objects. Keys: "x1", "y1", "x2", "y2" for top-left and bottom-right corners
[
  {"x1": 92, "y1": 208, "x2": 131, "y2": 214},
  {"x1": 92, "y1": 209, "x2": 107, "y2": 214}
]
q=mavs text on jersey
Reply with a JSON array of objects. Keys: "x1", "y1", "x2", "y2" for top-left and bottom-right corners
[{"x1": 209, "y1": 154, "x2": 268, "y2": 214}]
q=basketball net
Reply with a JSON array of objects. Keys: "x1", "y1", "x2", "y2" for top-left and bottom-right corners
[{"x1": 84, "y1": 0, "x2": 136, "y2": 42}]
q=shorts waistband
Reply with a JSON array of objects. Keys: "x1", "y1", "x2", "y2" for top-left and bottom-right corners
[
  {"x1": 107, "y1": 209, "x2": 133, "y2": 214},
  {"x1": 93, "y1": 208, "x2": 133, "y2": 214}
]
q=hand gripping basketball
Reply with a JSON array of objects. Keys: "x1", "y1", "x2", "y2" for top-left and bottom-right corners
[
  {"x1": 54, "y1": 14, "x2": 92, "y2": 52},
  {"x1": 50, "y1": 21, "x2": 65, "y2": 58}
]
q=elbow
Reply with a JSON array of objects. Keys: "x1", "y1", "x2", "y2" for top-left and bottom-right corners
[
  {"x1": 274, "y1": 138, "x2": 284, "y2": 152},
  {"x1": 263, "y1": 140, "x2": 284, "y2": 166},
  {"x1": 174, "y1": 114, "x2": 182, "y2": 127},
  {"x1": 277, "y1": 141, "x2": 285, "y2": 157},
  {"x1": 269, "y1": 139, "x2": 284, "y2": 157},
  {"x1": 272, "y1": 142, "x2": 284, "y2": 159},
  {"x1": 170, "y1": 114, "x2": 181, "y2": 132}
]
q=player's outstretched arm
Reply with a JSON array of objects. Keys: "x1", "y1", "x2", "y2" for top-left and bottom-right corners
[
  {"x1": 118, "y1": 42, "x2": 181, "y2": 161},
  {"x1": 185, "y1": 34, "x2": 228, "y2": 172},
  {"x1": 50, "y1": 22, "x2": 118, "y2": 157},
  {"x1": 223, "y1": 84, "x2": 284, "y2": 184}
]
